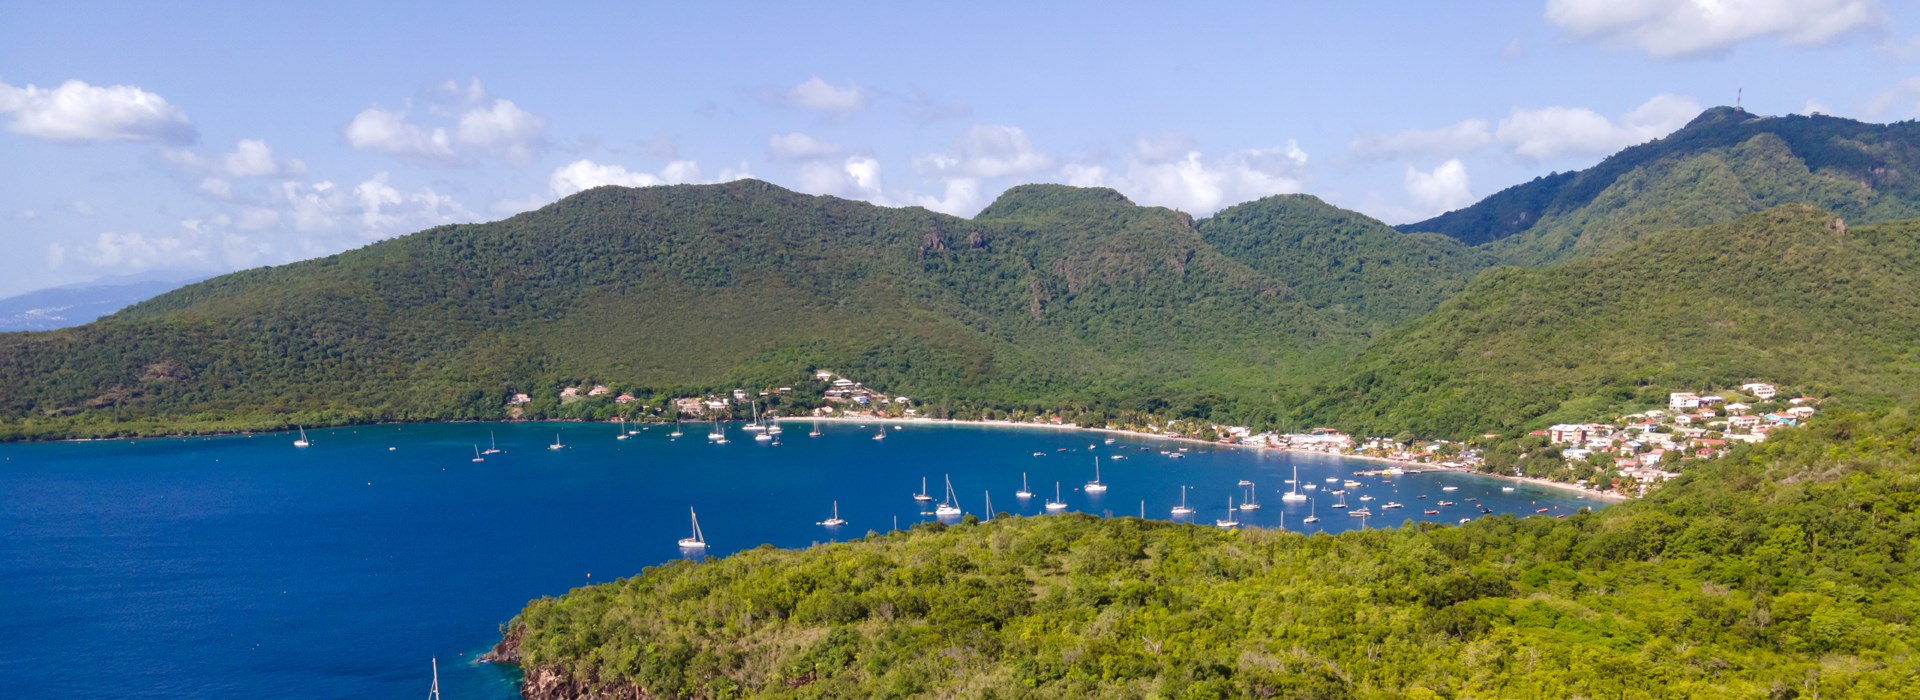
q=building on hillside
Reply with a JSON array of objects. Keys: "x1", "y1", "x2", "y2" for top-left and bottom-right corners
[
  {"x1": 588, "y1": 385, "x2": 611, "y2": 396},
  {"x1": 1787, "y1": 406, "x2": 1817, "y2": 419},
  {"x1": 1725, "y1": 402, "x2": 1751, "y2": 415},
  {"x1": 814, "y1": 370, "x2": 835, "y2": 381},
  {"x1": 1699, "y1": 395, "x2": 1725, "y2": 405},
  {"x1": 1741, "y1": 383, "x2": 1778, "y2": 399},
  {"x1": 1728, "y1": 415, "x2": 1762, "y2": 431},
  {"x1": 615, "y1": 394, "x2": 635, "y2": 404},
  {"x1": 1548, "y1": 424, "x2": 1589, "y2": 445},
  {"x1": 832, "y1": 378, "x2": 855, "y2": 388},
  {"x1": 560, "y1": 387, "x2": 580, "y2": 398},
  {"x1": 673, "y1": 397, "x2": 706, "y2": 414},
  {"x1": 508, "y1": 393, "x2": 532, "y2": 405},
  {"x1": 1669, "y1": 393, "x2": 1701, "y2": 410},
  {"x1": 732, "y1": 389, "x2": 748, "y2": 401}
]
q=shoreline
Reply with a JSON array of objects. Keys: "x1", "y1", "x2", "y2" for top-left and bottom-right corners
[{"x1": 787, "y1": 416, "x2": 1629, "y2": 502}]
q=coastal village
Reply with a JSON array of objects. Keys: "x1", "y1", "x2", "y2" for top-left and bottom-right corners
[{"x1": 505, "y1": 366, "x2": 1813, "y2": 500}]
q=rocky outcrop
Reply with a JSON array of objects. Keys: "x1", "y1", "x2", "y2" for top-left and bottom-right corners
[{"x1": 478, "y1": 623, "x2": 525, "y2": 665}]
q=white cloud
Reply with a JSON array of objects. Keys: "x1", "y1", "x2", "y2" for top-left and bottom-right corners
[
  {"x1": 1351, "y1": 120, "x2": 1494, "y2": 160},
  {"x1": 792, "y1": 155, "x2": 890, "y2": 204},
  {"x1": 1546, "y1": 0, "x2": 1887, "y2": 58},
  {"x1": 353, "y1": 173, "x2": 472, "y2": 232},
  {"x1": 910, "y1": 179, "x2": 981, "y2": 216},
  {"x1": 71, "y1": 200, "x2": 95, "y2": 216},
  {"x1": 19, "y1": 209, "x2": 38, "y2": 221},
  {"x1": 78, "y1": 231, "x2": 210, "y2": 270},
  {"x1": 784, "y1": 76, "x2": 866, "y2": 114},
  {"x1": 345, "y1": 79, "x2": 546, "y2": 165},
  {"x1": 525, "y1": 159, "x2": 754, "y2": 210},
  {"x1": 0, "y1": 77, "x2": 195, "y2": 143},
  {"x1": 915, "y1": 125, "x2": 1055, "y2": 179},
  {"x1": 163, "y1": 139, "x2": 306, "y2": 192},
  {"x1": 768, "y1": 132, "x2": 841, "y2": 160},
  {"x1": 1405, "y1": 160, "x2": 1474, "y2": 216},
  {"x1": 1106, "y1": 142, "x2": 1310, "y2": 215},
  {"x1": 1867, "y1": 77, "x2": 1920, "y2": 118},
  {"x1": 1802, "y1": 99, "x2": 1836, "y2": 115},
  {"x1": 1500, "y1": 39, "x2": 1528, "y2": 60},
  {"x1": 1496, "y1": 94, "x2": 1700, "y2": 160}
]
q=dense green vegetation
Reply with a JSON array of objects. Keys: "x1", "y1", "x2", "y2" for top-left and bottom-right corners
[
  {"x1": 1402, "y1": 107, "x2": 1920, "y2": 265},
  {"x1": 497, "y1": 412, "x2": 1920, "y2": 698},
  {"x1": 0, "y1": 181, "x2": 1381, "y2": 440},
  {"x1": 1299, "y1": 205, "x2": 1920, "y2": 438},
  {"x1": 1199, "y1": 194, "x2": 1492, "y2": 332}
]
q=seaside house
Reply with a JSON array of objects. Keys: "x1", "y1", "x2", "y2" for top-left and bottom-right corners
[
  {"x1": 1548, "y1": 424, "x2": 1589, "y2": 445},
  {"x1": 1741, "y1": 383, "x2": 1778, "y2": 399},
  {"x1": 1725, "y1": 402, "x2": 1751, "y2": 415},
  {"x1": 1787, "y1": 406, "x2": 1817, "y2": 419},
  {"x1": 614, "y1": 394, "x2": 635, "y2": 404},
  {"x1": 673, "y1": 397, "x2": 706, "y2": 415}
]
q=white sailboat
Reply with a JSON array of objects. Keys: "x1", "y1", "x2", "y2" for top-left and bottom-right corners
[
  {"x1": 817, "y1": 501, "x2": 846, "y2": 527},
  {"x1": 984, "y1": 491, "x2": 994, "y2": 520},
  {"x1": 808, "y1": 424, "x2": 823, "y2": 438},
  {"x1": 471, "y1": 445, "x2": 485, "y2": 463},
  {"x1": 1331, "y1": 491, "x2": 1348, "y2": 509},
  {"x1": 616, "y1": 418, "x2": 630, "y2": 440},
  {"x1": 1171, "y1": 485, "x2": 1195, "y2": 515},
  {"x1": 743, "y1": 401, "x2": 765, "y2": 432},
  {"x1": 293, "y1": 426, "x2": 310, "y2": 448},
  {"x1": 710, "y1": 419, "x2": 728, "y2": 444},
  {"x1": 428, "y1": 657, "x2": 441, "y2": 700},
  {"x1": 754, "y1": 428, "x2": 773, "y2": 442},
  {"x1": 668, "y1": 420, "x2": 684, "y2": 438},
  {"x1": 1239, "y1": 482, "x2": 1261, "y2": 510},
  {"x1": 483, "y1": 431, "x2": 502, "y2": 454},
  {"x1": 1216, "y1": 497, "x2": 1241, "y2": 528},
  {"x1": 548, "y1": 433, "x2": 564, "y2": 450},
  {"x1": 1280, "y1": 465, "x2": 1307, "y2": 502},
  {"x1": 1016, "y1": 472, "x2": 1034, "y2": 499},
  {"x1": 935, "y1": 475, "x2": 962, "y2": 517},
  {"x1": 872, "y1": 426, "x2": 887, "y2": 441},
  {"x1": 913, "y1": 477, "x2": 934, "y2": 502},
  {"x1": 1303, "y1": 498, "x2": 1321, "y2": 524},
  {"x1": 678, "y1": 508, "x2": 707, "y2": 549},
  {"x1": 1083, "y1": 457, "x2": 1108, "y2": 493},
  {"x1": 1045, "y1": 482, "x2": 1068, "y2": 511}
]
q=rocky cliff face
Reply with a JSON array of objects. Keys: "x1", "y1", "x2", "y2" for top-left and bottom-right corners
[{"x1": 483, "y1": 624, "x2": 651, "y2": 700}]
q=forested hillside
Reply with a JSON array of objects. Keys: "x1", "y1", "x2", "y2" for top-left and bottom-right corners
[
  {"x1": 1300, "y1": 205, "x2": 1920, "y2": 438},
  {"x1": 0, "y1": 181, "x2": 1387, "y2": 439},
  {"x1": 490, "y1": 411, "x2": 1920, "y2": 698},
  {"x1": 1401, "y1": 107, "x2": 1920, "y2": 265},
  {"x1": 1199, "y1": 194, "x2": 1492, "y2": 332}
]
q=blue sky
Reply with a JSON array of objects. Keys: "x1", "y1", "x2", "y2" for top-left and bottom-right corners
[{"x1": 3, "y1": 0, "x2": 1918, "y2": 296}]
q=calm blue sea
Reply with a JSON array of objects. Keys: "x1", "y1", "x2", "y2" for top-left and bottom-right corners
[{"x1": 0, "y1": 421, "x2": 1602, "y2": 698}]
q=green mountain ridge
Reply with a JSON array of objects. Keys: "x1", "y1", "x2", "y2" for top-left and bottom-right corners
[
  {"x1": 0, "y1": 180, "x2": 1397, "y2": 438},
  {"x1": 1402, "y1": 107, "x2": 1920, "y2": 266},
  {"x1": 1302, "y1": 204, "x2": 1920, "y2": 438},
  {"x1": 489, "y1": 411, "x2": 1920, "y2": 698}
]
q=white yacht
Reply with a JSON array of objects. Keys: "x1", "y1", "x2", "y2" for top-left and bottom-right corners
[
  {"x1": 1281, "y1": 466, "x2": 1308, "y2": 502},
  {"x1": 1016, "y1": 472, "x2": 1034, "y2": 499},
  {"x1": 668, "y1": 420, "x2": 684, "y2": 438},
  {"x1": 1303, "y1": 498, "x2": 1321, "y2": 524},
  {"x1": 913, "y1": 477, "x2": 934, "y2": 502},
  {"x1": 471, "y1": 445, "x2": 484, "y2": 463},
  {"x1": 872, "y1": 426, "x2": 887, "y2": 441},
  {"x1": 1171, "y1": 485, "x2": 1195, "y2": 515},
  {"x1": 817, "y1": 501, "x2": 846, "y2": 527},
  {"x1": 1239, "y1": 483, "x2": 1262, "y2": 511},
  {"x1": 935, "y1": 475, "x2": 962, "y2": 517},
  {"x1": 1215, "y1": 497, "x2": 1241, "y2": 528},
  {"x1": 483, "y1": 431, "x2": 502, "y2": 455},
  {"x1": 743, "y1": 401, "x2": 765, "y2": 432},
  {"x1": 678, "y1": 508, "x2": 707, "y2": 550},
  {"x1": 293, "y1": 426, "x2": 310, "y2": 448},
  {"x1": 1045, "y1": 482, "x2": 1068, "y2": 511},
  {"x1": 548, "y1": 433, "x2": 564, "y2": 450},
  {"x1": 1083, "y1": 457, "x2": 1108, "y2": 493}
]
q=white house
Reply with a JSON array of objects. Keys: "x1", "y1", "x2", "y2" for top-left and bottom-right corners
[
  {"x1": 814, "y1": 370, "x2": 835, "y2": 381},
  {"x1": 1725, "y1": 402, "x2": 1751, "y2": 415},
  {"x1": 1548, "y1": 424, "x2": 1589, "y2": 445},
  {"x1": 1669, "y1": 392, "x2": 1701, "y2": 410},
  {"x1": 1741, "y1": 383, "x2": 1778, "y2": 400}
]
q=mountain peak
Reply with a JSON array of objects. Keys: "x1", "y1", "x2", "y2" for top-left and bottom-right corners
[
  {"x1": 1681, "y1": 105, "x2": 1755, "y2": 130},
  {"x1": 974, "y1": 184, "x2": 1135, "y2": 220}
]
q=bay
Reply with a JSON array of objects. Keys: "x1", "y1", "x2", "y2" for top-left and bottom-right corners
[{"x1": 0, "y1": 421, "x2": 1601, "y2": 698}]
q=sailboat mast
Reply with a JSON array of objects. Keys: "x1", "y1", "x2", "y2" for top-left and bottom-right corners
[{"x1": 429, "y1": 657, "x2": 440, "y2": 700}]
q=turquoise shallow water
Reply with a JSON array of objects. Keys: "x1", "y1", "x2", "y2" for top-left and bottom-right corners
[{"x1": 0, "y1": 421, "x2": 1601, "y2": 698}]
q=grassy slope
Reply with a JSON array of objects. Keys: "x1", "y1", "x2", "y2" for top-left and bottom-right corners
[
  {"x1": 500, "y1": 411, "x2": 1920, "y2": 698},
  {"x1": 1297, "y1": 205, "x2": 1920, "y2": 438}
]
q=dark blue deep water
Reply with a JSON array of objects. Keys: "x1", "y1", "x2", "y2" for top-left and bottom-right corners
[{"x1": 0, "y1": 421, "x2": 1603, "y2": 698}]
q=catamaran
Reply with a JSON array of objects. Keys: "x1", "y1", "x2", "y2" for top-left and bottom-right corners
[
  {"x1": 913, "y1": 477, "x2": 934, "y2": 502},
  {"x1": 293, "y1": 426, "x2": 310, "y2": 448},
  {"x1": 1083, "y1": 457, "x2": 1108, "y2": 493},
  {"x1": 1303, "y1": 498, "x2": 1321, "y2": 524},
  {"x1": 935, "y1": 475, "x2": 962, "y2": 517},
  {"x1": 1171, "y1": 485, "x2": 1195, "y2": 515},
  {"x1": 548, "y1": 433, "x2": 564, "y2": 450},
  {"x1": 483, "y1": 431, "x2": 502, "y2": 454},
  {"x1": 1216, "y1": 497, "x2": 1241, "y2": 528},
  {"x1": 678, "y1": 508, "x2": 707, "y2": 549},
  {"x1": 471, "y1": 445, "x2": 484, "y2": 463},
  {"x1": 1281, "y1": 466, "x2": 1308, "y2": 502},
  {"x1": 1045, "y1": 482, "x2": 1067, "y2": 511},
  {"x1": 818, "y1": 501, "x2": 846, "y2": 527},
  {"x1": 1239, "y1": 482, "x2": 1261, "y2": 510},
  {"x1": 1016, "y1": 472, "x2": 1034, "y2": 499}
]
